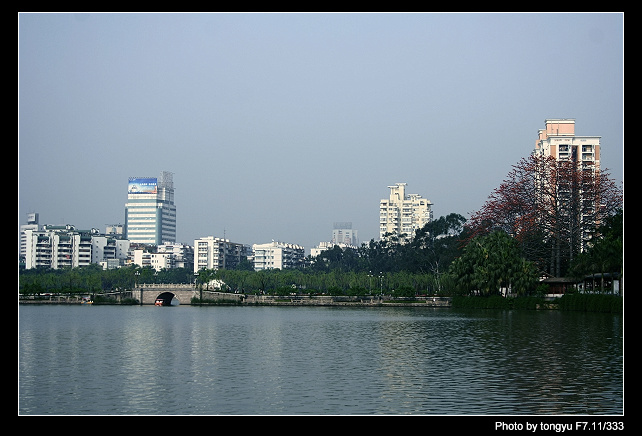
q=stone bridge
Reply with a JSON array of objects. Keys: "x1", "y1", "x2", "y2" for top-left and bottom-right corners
[
  {"x1": 134, "y1": 284, "x2": 451, "y2": 307},
  {"x1": 136, "y1": 284, "x2": 242, "y2": 306}
]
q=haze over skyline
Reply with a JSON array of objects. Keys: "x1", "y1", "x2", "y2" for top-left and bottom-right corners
[{"x1": 18, "y1": 12, "x2": 624, "y2": 251}]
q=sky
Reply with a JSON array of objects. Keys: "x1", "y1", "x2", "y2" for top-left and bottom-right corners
[{"x1": 18, "y1": 12, "x2": 624, "y2": 252}]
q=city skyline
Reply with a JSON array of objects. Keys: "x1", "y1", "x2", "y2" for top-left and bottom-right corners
[{"x1": 18, "y1": 13, "x2": 624, "y2": 251}]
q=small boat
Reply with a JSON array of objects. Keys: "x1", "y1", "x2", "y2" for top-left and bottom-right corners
[
  {"x1": 81, "y1": 296, "x2": 93, "y2": 305},
  {"x1": 155, "y1": 298, "x2": 164, "y2": 306}
]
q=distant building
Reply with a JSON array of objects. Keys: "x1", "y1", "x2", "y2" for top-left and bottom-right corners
[
  {"x1": 310, "y1": 241, "x2": 358, "y2": 258},
  {"x1": 130, "y1": 243, "x2": 194, "y2": 271},
  {"x1": 125, "y1": 171, "x2": 176, "y2": 245},
  {"x1": 332, "y1": 222, "x2": 358, "y2": 246},
  {"x1": 19, "y1": 212, "x2": 40, "y2": 262},
  {"x1": 194, "y1": 236, "x2": 252, "y2": 273},
  {"x1": 91, "y1": 234, "x2": 131, "y2": 269},
  {"x1": 253, "y1": 241, "x2": 304, "y2": 271},
  {"x1": 157, "y1": 242, "x2": 194, "y2": 270},
  {"x1": 311, "y1": 222, "x2": 359, "y2": 257},
  {"x1": 379, "y1": 183, "x2": 433, "y2": 242},
  {"x1": 23, "y1": 225, "x2": 129, "y2": 270},
  {"x1": 131, "y1": 249, "x2": 170, "y2": 271},
  {"x1": 105, "y1": 224, "x2": 125, "y2": 237}
]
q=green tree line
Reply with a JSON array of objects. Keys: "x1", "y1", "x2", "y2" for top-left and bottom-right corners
[
  {"x1": 19, "y1": 210, "x2": 622, "y2": 299},
  {"x1": 19, "y1": 263, "x2": 197, "y2": 295}
]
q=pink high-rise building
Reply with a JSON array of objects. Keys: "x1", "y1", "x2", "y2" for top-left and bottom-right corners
[{"x1": 534, "y1": 118, "x2": 600, "y2": 171}]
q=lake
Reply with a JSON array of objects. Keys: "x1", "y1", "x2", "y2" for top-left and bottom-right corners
[{"x1": 18, "y1": 304, "x2": 623, "y2": 415}]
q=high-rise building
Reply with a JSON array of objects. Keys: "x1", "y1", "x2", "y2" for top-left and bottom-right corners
[
  {"x1": 379, "y1": 183, "x2": 433, "y2": 242},
  {"x1": 533, "y1": 118, "x2": 602, "y2": 251},
  {"x1": 125, "y1": 171, "x2": 176, "y2": 245},
  {"x1": 534, "y1": 119, "x2": 600, "y2": 170}
]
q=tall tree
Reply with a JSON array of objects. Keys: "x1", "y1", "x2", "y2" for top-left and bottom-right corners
[
  {"x1": 448, "y1": 230, "x2": 539, "y2": 296},
  {"x1": 466, "y1": 154, "x2": 622, "y2": 277}
]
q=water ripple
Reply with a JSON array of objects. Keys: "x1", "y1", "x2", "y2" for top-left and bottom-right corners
[{"x1": 19, "y1": 305, "x2": 622, "y2": 415}]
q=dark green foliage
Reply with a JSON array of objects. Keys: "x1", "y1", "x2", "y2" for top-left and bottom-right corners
[
  {"x1": 569, "y1": 209, "x2": 623, "y2": 293},
  {"x1": 557, "y1": 294, "x2": 623, "y2": 314},
  {"x1": 307, "y1": 213, "x2": 467, "y2": 275},
  {"x1": 448, "y1": 230, "x2": 539, "y2": 296}
]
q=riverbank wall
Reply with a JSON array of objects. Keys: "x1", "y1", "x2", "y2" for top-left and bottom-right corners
[
  {"x1": 19, "y1": 293, "x2": 453, "y2": 307},
  {"x1": 241, "y1": 295, "x2": 452, "y2": 307},
  {"x1": 19, "y1": 293, "x2": 623, "y2": 313}
]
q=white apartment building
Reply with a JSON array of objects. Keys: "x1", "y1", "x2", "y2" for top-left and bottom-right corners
[
  {"x1": 130, "y1": 243, "x2": 193, "y2": 271},
  {"x1": 311, "y1": 241, "x2": 358, "y2": 257},
  {"x1": 157, "y1": 242, "x2": 194, "y2": 270},
  {"x1": 253, "y1": 241, "x2": 304, "y2": 271},
  {"x1": 379, "y1": 183, "x2": 433, "y2": 242},
  {"x1": 132, "y1": 249, "x2": 172, "y2": 271},
  {"x1": 23, "y1": 225, "x2": 129, "y2": 270},
  {"x1": 20, "y1": 212, "x2": 40, "y2": 262},
  {"x1": 23, "y1": 225, "x2": 91, "y2": 269},
  {"x1": 91, "y1": 235, "x2": 130, "y2": 269},
  {"x1": 194, "y1": 236, "x2": 252, "y2": 273}
]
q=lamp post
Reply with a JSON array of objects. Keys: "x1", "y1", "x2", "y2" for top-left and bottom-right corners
[
  {"x1": 135, "y1": 270, "x2": 141, "y2": 305},
  {"x1": 194, "y1": 271, "x2": 202, "y2": 305}
]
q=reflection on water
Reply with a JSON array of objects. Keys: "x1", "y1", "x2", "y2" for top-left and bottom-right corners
[{"x1": 18, "y1": 305, "x2": 623, "y2": 415}]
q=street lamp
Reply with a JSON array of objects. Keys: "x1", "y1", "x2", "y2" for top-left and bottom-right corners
[
  {"x1": 194, "y1": 271, "x2": 202, "y2": 304},
  {"x1": 135, "y1": 270, "x2": 141, "y2": 305}
]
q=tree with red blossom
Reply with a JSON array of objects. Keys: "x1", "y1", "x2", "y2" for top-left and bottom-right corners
[{"x1": 466, "y1": 154, "x2": 622, "y2": 277}]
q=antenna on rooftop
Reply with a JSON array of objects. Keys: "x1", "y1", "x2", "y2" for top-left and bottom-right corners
[{"x1": 159, "y1": 171, "x2": 174, "y2": 189}]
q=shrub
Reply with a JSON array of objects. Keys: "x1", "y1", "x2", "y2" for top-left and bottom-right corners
[{"x1": 558, "y1": 293, "x2": 623, "y2": 313}]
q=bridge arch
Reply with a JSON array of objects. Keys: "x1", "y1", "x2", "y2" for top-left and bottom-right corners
[
  {"x1": 139, "y1": 284, "x2": 197, "y2": 305},
  {"x1": 154, "y1": 291, "x2": 180, "y2": 306}
]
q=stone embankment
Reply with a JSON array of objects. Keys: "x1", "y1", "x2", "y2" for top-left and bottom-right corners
[
  {"x1": 237, "y1": 294, "x2": 452, "y2": 307},
  {"x1": 19, "y1": 291, "x2": 452, "y2": 307}
]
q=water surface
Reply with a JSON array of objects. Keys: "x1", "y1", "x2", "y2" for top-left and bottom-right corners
[{"x1": 18, "y1": 305, "x2": 623, "y2": 415}]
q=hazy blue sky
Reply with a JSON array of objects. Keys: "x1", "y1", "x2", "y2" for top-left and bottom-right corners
[{"x1": 18, "y1": 12, "x2": 624, "y2": 251}]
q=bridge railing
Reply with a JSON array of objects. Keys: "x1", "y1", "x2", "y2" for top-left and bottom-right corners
[{"x1": 139, "y1": 283, "x2": 196, "y2": 289}]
